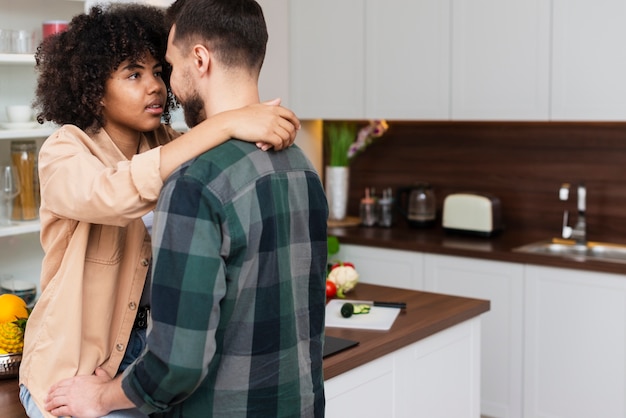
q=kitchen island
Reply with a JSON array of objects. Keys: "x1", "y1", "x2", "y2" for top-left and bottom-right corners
[
  {"x1": 324, "y1": 283, "x2": 489, "y2": 417},
  {"x1": 0, "y1": 284, "x2": 489, "y2": 417}
]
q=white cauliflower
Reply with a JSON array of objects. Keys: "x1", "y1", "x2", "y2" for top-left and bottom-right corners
[{"x1": 327, "y1": 264, "x2": 359, "y2": 298}]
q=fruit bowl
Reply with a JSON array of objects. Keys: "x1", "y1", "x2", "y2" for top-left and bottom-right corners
[{"x1": 0, "y1": 352, "x2": 21, "y2": 379}]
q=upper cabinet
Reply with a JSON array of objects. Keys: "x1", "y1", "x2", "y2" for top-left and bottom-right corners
[
  {"x1": 287, "y1": 1, "x2": 626, "y2": 121},
  {"x1": 288, "y1": 0, "x2": 552, "y2": 120},
  {"x1": 451, "y1": 0, "x2": 551, "y2": 120},
  {"x1": 365, "y1": 1, "x2": 450, "y2": 120},
  {"x1": 289, "y1": 0, "x2": 450, "y2": 120},
  {"x1": 257, "y1": 0, "x2": 290, "y2": 105},
  {"x1": 289, "y1": 1, "x2": 366, "y2": 119},
  {"x1": 551, "y1": 0, "x2": 626, "y2": 120}
]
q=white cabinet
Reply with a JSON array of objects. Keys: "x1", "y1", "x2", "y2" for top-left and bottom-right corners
[
  {"x1": 551, "y1": 0, "x2": 626, "y2": 120},
  {"x1": 289, "y1": 1, "x2": 365, "y2": 119},
  {"x1": 424, "y1": 254, "x2": 524, "y2": 418},
  {"x1": 365, "y1": 1, "x2": 450, "y2": 120},
  {"x1": 326, "y1": 354, "x2": 394, "y2": 417},
  {"x1": 257, "y1": 0, "x2": 289, "y2": 105},
  {"x1": 289, "y1": 0, "x2": 552, "y2": 120},
  {"x1": 335, "y1": 244, "x2": 424, "y2": 290},
  {"x1": 289, "y1": 0, "x2": 626, "y2": 121},
  {"x1": 289, "y1": 0, "x2": 450, "y2": 120},
  {"x1": 524, "y1": 265, "x2": 626, "y2": 418},
  {"x1": 451, "y1": 0, "x2": 551, "y2": 120},
  {"x1": 336, "y1": 245, "x2": 523, "y2": 418},
  {"x1": 326, "y1": 318, "x2": 482, "y2": 418}
]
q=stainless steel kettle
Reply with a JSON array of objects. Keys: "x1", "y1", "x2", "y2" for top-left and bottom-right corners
[{"x1": 397, "y1": 182, "x2": 436, "y2": 228}]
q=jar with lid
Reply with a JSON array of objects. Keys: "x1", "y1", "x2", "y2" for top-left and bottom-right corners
[
  {"x1": 377, "y1": 188, "x2": 394, "y2": 228},
  {"x1": 11, "y1": 140, "x2": 39, "y2": 221},
  {"x1": 360, "y1": 188, "x2": 378, "y2": 227}
]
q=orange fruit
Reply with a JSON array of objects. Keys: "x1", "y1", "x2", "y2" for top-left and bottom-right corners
[{"x1": 0, "y1": 294, "x2": 29, "y2": 323}]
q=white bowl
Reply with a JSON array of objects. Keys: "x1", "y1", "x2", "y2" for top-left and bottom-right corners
[{"x1": 6, "y1": 106, "x2": 33, "y2": 124}]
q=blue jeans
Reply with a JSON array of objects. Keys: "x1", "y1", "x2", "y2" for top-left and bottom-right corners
[
  {"x1": 20, "y1": 329, "x2": 149, "y2": 418},
  {"x1": 118, "y1": 328, "x2": 147, "y2": 373}
]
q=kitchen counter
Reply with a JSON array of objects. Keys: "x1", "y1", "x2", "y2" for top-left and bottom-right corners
[
  {"x1": 328, "y1": 223, "x2": 626, "y2": 275},
  {"x1": 0, "y1": 378, "x2": 25, "y2": 418},
  {"x1": 324, "y1": 283, "x2": 489, "y2": 417},
  {"x1": 323, "y1": 283, "x2": 489, "y2": 379},
  {"x1": 0, "y1": 283, "x2": 489, "y2": 416}
]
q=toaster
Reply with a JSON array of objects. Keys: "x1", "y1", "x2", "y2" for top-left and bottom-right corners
[{"x1": 442, "y1": 193, "x2": 503, "y2": 237}]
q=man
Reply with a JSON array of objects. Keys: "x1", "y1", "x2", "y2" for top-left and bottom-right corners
[{"x1": 44, "y1": 1, "x2": 328, "y2": 416}]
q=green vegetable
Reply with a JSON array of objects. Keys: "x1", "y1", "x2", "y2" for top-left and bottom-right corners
[
  {"x1": 340, "y1": 303, "x2": 371, "y2": 318},
  {"x1": 327, "y1": 236, "x2": 340, "y2": 256}
]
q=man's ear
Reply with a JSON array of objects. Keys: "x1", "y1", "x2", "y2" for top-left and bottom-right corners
[{"x1": 192, "y1": 44, "x2": 211, "y2": 75}]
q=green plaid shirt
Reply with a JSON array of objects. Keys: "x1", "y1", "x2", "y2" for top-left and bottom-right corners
[{"x1": 121, "y1": 141, "x2": 328, "y2": 417}]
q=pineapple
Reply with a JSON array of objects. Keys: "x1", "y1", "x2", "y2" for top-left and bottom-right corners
[{"x1": 0, "y1": 318, "x2": 26, "y2": 353}]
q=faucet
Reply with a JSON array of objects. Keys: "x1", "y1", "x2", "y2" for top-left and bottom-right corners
[{"x1": 559, "y1": 183, "x2": 586, "y2": 245}]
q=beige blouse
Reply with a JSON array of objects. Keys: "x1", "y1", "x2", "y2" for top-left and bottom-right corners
[{"x1": 20, "y1": 124, "x2": 180, "y2": 417}]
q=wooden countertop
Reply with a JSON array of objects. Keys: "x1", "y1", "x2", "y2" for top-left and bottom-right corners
[
  {"x1": 323, "y1": 283, "x2": 490, "y2": 379},
  {"x1": 329, "y1": 223, "x2": 626, "y2": 275},
  {"x1": 0, "y1": 378, "x2": 25, "y2": 418},
  {"x1": 0, "y1": 284, "x2": 489, "y2": 416}
]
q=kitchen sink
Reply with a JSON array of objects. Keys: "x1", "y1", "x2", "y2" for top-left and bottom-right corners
[{"x1": 514, "y1": 239, "x2": 626, "y2": 264}]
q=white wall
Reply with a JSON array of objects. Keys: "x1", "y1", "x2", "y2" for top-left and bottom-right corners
[{"x1": 296, "y1": 120, "x2": 323, "y2": 177}]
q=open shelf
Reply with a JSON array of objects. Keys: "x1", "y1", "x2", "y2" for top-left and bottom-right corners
[
  {"x1": 0, "y1": 126, "x2": 54, "y2": 140},
  {"x1": 0, "y1": 220, "x2": 40, "y2": 237},
  {"x1": 0, "y1": 53, "x2": 36, "y2": 65}
]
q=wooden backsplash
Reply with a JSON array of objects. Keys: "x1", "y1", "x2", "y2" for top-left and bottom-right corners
[{"x1": 331, "y1": 121, "x2": 626, "y2": 242}]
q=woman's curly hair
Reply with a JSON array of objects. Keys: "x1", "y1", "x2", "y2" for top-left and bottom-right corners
[{"x1": 34, "y1": 4, "x2": 175, "y2": 132}]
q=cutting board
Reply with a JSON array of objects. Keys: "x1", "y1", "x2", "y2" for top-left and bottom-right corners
[{"x1": 325, "y1": 299, "x2": 401, "y2": 331}]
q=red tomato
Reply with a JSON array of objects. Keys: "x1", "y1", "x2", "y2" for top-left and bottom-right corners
[
  {"x1": 330, "y1": 261, "x2": 355, "y2": 271},
  {"x1": 326, "y1": 280, "x2": 337, "y2": 299}
]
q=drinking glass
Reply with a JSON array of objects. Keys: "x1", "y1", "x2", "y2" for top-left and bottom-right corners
[{"x1": 0, "y1": 165, "x2": 21, "y2": 226}]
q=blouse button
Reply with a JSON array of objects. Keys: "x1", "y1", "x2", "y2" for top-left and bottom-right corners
[
  {"x1": 141, "y1": 259, "x2": 150, "y2": 267},
  {"x1": 116, "y1": 343, "x2": 124, "y2": 352},
  {"x1": 129, "y1": 302, "x2": 137, "y2": 310}
]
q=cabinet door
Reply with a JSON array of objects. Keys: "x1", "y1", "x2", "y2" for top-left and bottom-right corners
[
  {"x1": 424, "y1": 254, "x2": 524, "y2": 418},
  {"x1": 336, "y1": 244, "x2": 424, "y2": 290},
  {"x1": 524, "y1": 265, "x2": 626, "y2": 418},
  {"x1": 365, "y1": 0, "x2": 450, "y2": 119},
  {"x1": 289, "y1": 1, "x2": 365, "y2": 119},
  {"x1": 257, "y1": 0, "x2": 289, "y2": 105},
  {"x1": 451, "y1": 0, "x2": 550, "y2": 120},
  {"x1": 393, "y1": 319, "x2": 482, "y2": 418},
  {"x1": 551, "y1": 0, "x2": 626, "y2": 120},
  {"x1": 326, "y1": 318, "x2": 482, "y2": 418},
  {"x1": 325, "y1": 355, "x2": 394, "y2": 417}
]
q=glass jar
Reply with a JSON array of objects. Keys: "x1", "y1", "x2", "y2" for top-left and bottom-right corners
[
  {"x1": 11, "y1": 140, "x2": 39, "y2": 220},
  {"x1": 377, "y1": 188, "x2": 394, "y2": 228},
  {"x1": 360, "y1": 188, "x2": 378, "y2": 227}
]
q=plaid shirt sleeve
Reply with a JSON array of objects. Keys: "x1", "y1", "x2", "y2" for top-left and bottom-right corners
[{"x1": 122, "y1": 165, "x2": 226, "y2": 412}]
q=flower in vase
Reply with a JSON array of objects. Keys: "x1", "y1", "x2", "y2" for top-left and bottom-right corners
[{"x1": 324, "y1": 120, "x2": 389, "y2": 167}]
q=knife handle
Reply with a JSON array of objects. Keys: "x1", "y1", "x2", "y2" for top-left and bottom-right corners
[{"x1": 373, "y1": 301, "x2": 407, "y2": 309}]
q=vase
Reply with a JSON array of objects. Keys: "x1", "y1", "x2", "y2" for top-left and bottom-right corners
[{"x1": 325, "y1": 166, "x2": 350, "y2": 221}]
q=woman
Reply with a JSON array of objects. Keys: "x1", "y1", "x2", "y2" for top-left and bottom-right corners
[{"x1": 19, "y1": 4, "x2": 299, "y2": 417}]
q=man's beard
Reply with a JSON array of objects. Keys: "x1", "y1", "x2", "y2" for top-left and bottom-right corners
[{"x1": 181, "y1": 92, "x2": 206, "y2": 128}]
